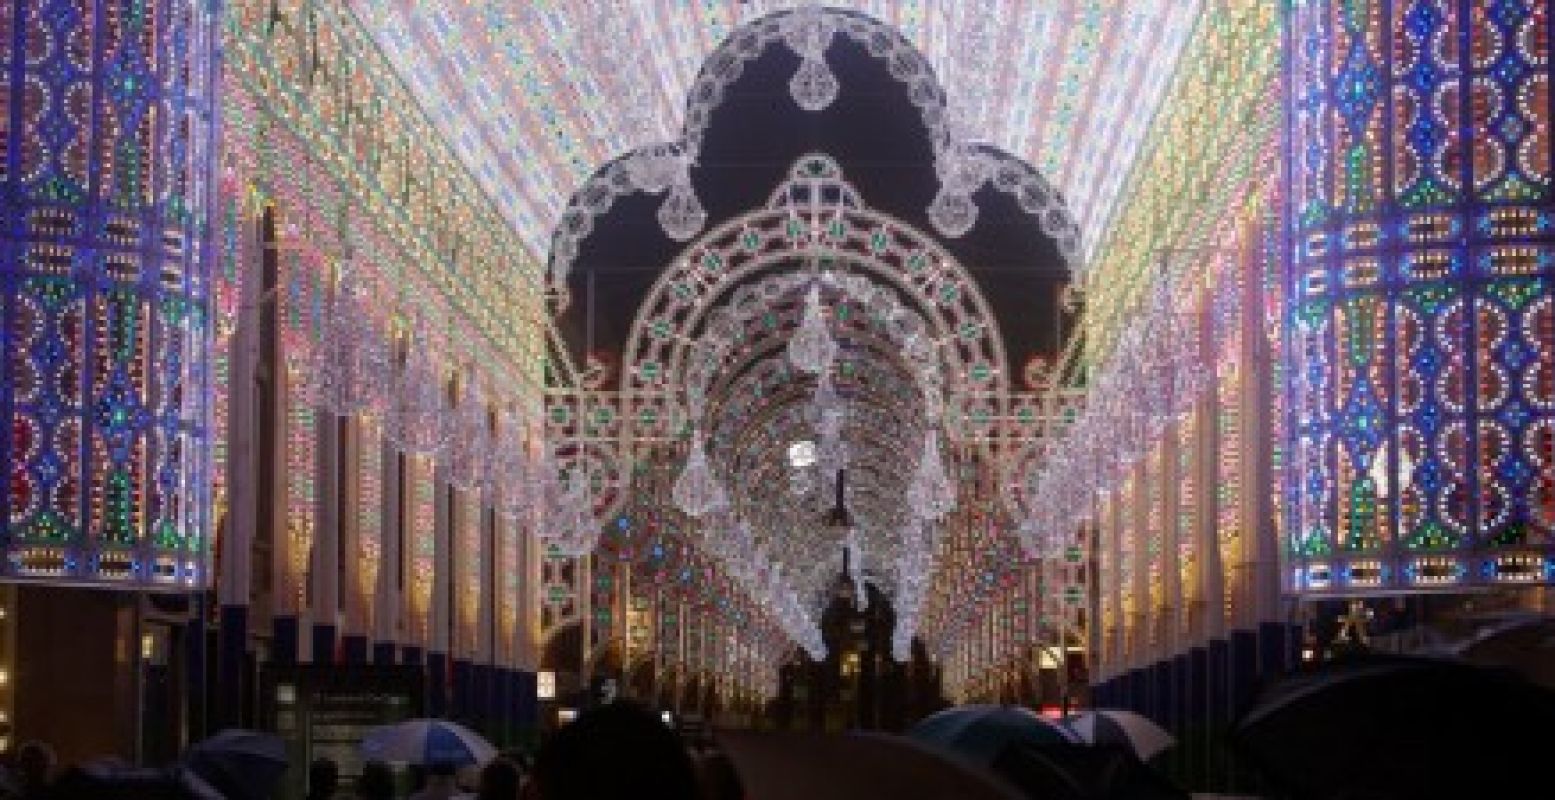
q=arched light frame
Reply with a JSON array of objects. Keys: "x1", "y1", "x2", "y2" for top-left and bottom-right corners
[{"x1": 544, "y1": 7, "x2": 1083, "y2": 287}]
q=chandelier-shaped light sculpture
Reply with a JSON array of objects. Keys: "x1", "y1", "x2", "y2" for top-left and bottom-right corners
[
  {"x1": 309, "y1": 280, "x2": 391, "y2": 417},
  {"x1": 811, "y1": 364, "x2": 844, "y2": 419},
  {"x1": 546, "y1": 477, "x2": 601, "y2": 558},
  {"x1": 1016, "y1": 263, "x2": 1216, "y2": 560},
  {"x1": 908, "y1": 429, "x2": 956, "y2": 520},
  {"x1": 447, "y1": 373, "x2": 492, "y2": 492},
  {"x1": 492, "y1": 408, "x2": 535, "y2": 518},
  {"x1": 387, "y1": 328, "x2": 453, "y2": 458},
  {"x1": 673, "y1": 430, "x2": 730, "y2": 517},
  {"x1": 844, "y1": 527, "x2": 868, "y2": 611},
  {"x1": 787, "y1": 284, "x2": 836, "y2": 374}
]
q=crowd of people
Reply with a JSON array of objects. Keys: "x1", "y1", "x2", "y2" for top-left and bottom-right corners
[{"x1": 0, "y1": 703, "x2": 742, "y2": 800}]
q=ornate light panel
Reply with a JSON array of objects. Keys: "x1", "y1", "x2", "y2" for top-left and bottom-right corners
[
  {"x1": 1284, "y1": 0, "x2": 1555, "y2": 593},
  {"x1": 2, "y1": 1, "x2": 221, "y2": 588}
]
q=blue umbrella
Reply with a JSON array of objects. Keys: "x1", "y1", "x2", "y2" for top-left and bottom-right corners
[
  {"x1": 361, "y1": 719, "x2": 496, "y2": 767},
  {"x1": 184, "y1": 729, "x2": 289, "y2": 800},
  {"x1": 908, "y1": 705, "x2": 1079, "y2": 764}
]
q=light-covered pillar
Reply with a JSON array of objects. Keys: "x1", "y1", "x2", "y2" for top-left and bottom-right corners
[
  {"x1": 1285, "y1": 0, "x2": 1555, "y2": 594},
  {"x1": 1, "y1": 0, "x2": 221, "y2": 587}
]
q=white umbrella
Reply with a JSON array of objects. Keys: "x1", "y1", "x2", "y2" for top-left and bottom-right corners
[
  {"x1": 360, "y1": 719, "x2": 496, "y2": 767},
  {"x1": 1063, "y1": 709, "x2": 1175, "y2": 760}
]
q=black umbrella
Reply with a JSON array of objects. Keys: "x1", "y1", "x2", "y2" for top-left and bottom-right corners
[
  {"x1": 44, "y1": 761, "x2": 222, "y2": 800},
  {"x1": 718, "y1": 730, "x2": 1026, "y2": 800},
  {"x1": 1232, "y1": 655, "x2": 1555, "y2": 798},
  {"x1": 184, "y1": 728, "x2": 290, "y2": 800},
  {"x1": 990, "y1": 742, "x2": 1188, "y2": 800}
]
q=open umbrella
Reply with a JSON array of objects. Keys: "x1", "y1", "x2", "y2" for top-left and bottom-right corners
[
  {"x1": 717, "y1": 730, "x2": 1024, "y2": 800},
  {"x1": 1232, "y1": 654, "x2": 1555, "y2": 798},
  {"x1": 361, "y1": 719, "x2": 496, "y2": 766},
  {"x1": 45, "y1": 761, "x2": 224, "y2": 800},
  {"x1": 991, "y1": 742, "x2": 1188, "y2": 800},
  {"x1": 908, "y1": 704, "x2": 1078, "y2": 764},
  {"x1": 1449, "y1": 615, "x2": 1555, "y2": 688},
  {"x1": 184, "y1": 729, "x2": 289, "y2": 800},
  {"x1": 1063, "y1": 709, "x2": 1174, "y2": 760}
]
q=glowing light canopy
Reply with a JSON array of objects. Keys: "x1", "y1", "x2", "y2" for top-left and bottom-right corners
[{"x1": 350, "y1": 1, "x2": 1203, "y2": 267}]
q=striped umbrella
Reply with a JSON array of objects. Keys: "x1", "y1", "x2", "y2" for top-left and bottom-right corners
[
  {"x1": 1063, "y1": 709, "x2": 1174, "y2": 760},
  {"x1": 360, "y1": 719, "x2": 497, "y2": 767}
]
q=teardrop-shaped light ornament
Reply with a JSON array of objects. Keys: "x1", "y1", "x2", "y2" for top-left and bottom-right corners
[
  {"x1": 908, "y1": 429, "x2": 956, "y2": 520},
  {"x1": 790, "y1": 55, "x2": 840, "y2": 112},
  {"x1": 658, "y1": 171, "x2": 707, "y2": 242},
  {"x1": 928, "y1": 189, "x2": 978, "y2": 238},
  {"x1": 672, "y1": 431, "x2": 729, "y2": 517},
  {"x1": 787, "y1": 284, "x2": 836, "y2": 374}
]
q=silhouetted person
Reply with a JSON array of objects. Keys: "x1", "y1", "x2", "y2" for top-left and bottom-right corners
[
  {"x1": 476, "y1": 759, "x2": 521, "y2": 800},
  {"x1": 14, "y1": 742, "x2": 54, "y2": 800},
  {"x1": 354, "y1": 760, "x2": 395, "y2": 800},
  {"x1": 408, "y1": 762, "x2": 465, "y2": 800},
  {"x1": 533, "y1": 702, "x2": 699, "y2": 800},
  {"x1": 306, "y1": 757, "x2": 340, "y2": 800}
]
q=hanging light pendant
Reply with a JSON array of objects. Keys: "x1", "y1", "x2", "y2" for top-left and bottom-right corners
[
  {"x1": 673, "y1": 430, "x2": 729, "y2": 517},
  {"x1": 448, "y1": 373, "x2": 491, "y2": 491},
  {"x1": 790, "y1": 55, "x2": 840, "y2": 112},
  {"x1": 658, "y1": 157, "x2": 707, "y2": 241},
  {"x1": 547, "y1": 478, "x2": 600, "y2": 557},
  {"x1": 928, "y1": 188, "x2": 978, "y2": 238},
  {"x1": 908, "y1": 428, "x2": 956, "y2": 520},
  {"x1": 787, "y1": 284, "x2": 836, "y2": 374},
  {"x1": 784, "y1": 3, "x2": 838, "y2": 112},
  {"x1": 389, "y1": 327, "x2": 453, "y2": 459}
]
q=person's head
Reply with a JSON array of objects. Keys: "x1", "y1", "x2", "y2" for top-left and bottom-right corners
[
  {"x1": 533, "y1": 701, "x2": 699, "y2": 800},
  {"x1": 356, "y1": 760, "x2": 395, "y2": 800},
  {"x1": 14, "y1": 742, "x2": 54, "y2": 790},
  {"x1": 307, "y1": 756, "x2": 339, "y2": 798},
  {"x1": 476, "y1": 758, "x2": 522, "y2": 800}
]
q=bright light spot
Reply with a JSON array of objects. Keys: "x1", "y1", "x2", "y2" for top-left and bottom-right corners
[
  {"x1": 538, "y1": 670, "x2": 557, "y2": 700},
  {"x1": 788, "y1": 440, "x2": 817, "y2": 468}
]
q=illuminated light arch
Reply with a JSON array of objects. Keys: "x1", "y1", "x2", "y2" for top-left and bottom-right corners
[
  {"x1": 622, "y1": 155, "x2": 1011, "y2": 410},
  {"x1": 546, "y1": 8, "x2": 1083, "y2": 285},
  {"x1": 544, "y1": 152, "x2": 1079, "y2": 681}
]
